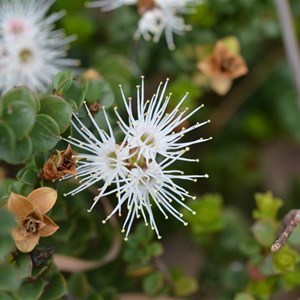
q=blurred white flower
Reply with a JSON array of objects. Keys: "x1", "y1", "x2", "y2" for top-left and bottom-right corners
[
  {"x1": 115, "y1": 77, "x2": 211, "y2": 161},
  {"x1": 65, "y1": 78, "x2": 210, "y2": 240},
  {"x1": 0, "y1": 0, "x2": 78, "y2": 92},
  {"x1": 134, "y1": 8, "x2": 191, "y2": 50},
  {"x1": 87, "y1": 0, "x2": 201, "y2": 49}
]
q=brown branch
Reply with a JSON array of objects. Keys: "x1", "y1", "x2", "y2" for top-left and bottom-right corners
[{"x1": 271, "y1": 209, "x2": 300, "y2": 252}]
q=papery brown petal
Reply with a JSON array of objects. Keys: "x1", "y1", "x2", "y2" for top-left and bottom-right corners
[
  {"x1": 210, "y1": 77, "x2": 232, "y2": 96},
  {"x1": 7, "y1": 192, "x2": 34, "y2": 219},
  {"x1": 27, "y1": 187, "x2": 57, "y2": 214},
  {"x1": 42, "y1": 153, "x2": 61, "y2": 180},
  {"x1": 39, "y1": 215, "x2": 59, "y2": 237},
  {"x1": 11, "y1": 227, "x2": 26, "y2": 242},
  {"x1": 62, "y1": 145, "x2": 74, "y2": 158},
  {"x1": 15, "y1": 233, "x2": 40, "y2": 253},
  {"x1": 229, "y1": 57, "x2": 248, "y2": 79},
  {"x1": 197, "y1": 57, "x2": 217, "y2": 78}
]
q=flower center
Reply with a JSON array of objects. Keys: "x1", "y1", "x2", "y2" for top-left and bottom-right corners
[
  {"x1": 140, "y1": 132, "x2": 156, "y2": 147},
  {"x1": 19, "y1": 48, "x2": 33, "y2": 63},
  {"x1": 107, "y1": 151, "x2": 118, "y2": 169},
  {"x1": 24, "y1": 217, "x2": 41, "y2": 233},
  {"x1": 128, "y1": 148, "x2": 148, "y2": 169},
  {"x1": 220, "y1": 56, "x2": 238, "y2": 73}
]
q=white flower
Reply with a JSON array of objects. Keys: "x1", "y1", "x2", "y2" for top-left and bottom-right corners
[
  {"x1": 86, "y1": 0, "x2": 201, "y2": 49},
  {"x1": 0, "y1": 0, "x2": 78, "y2": 92},
  {"x1": 63, "y1": 103, "x2": 131, "y2": 213},
  {"x1": 134, "y1": 7, "x2": 191, "y2": 50},
  {"x1": 64, "y1": 78, "x2": 210, "y2": 240},
  {"x1": 115, "y1": 77, "x2": 212, "y2": 161},
  {"x1": 102, "y1": 158, "x2": 208, "y2": 240}
]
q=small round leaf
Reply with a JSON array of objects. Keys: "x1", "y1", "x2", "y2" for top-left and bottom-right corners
[
  {"x1": 2, "y1": 101, "x2": 36, "y2": 139},
  {"x1": 39, "y1": 95, "x2": 72, "y2": 133},
  {"x1": 29, "y1": 114, "x2": 60, "y2": 152},
  {"x1": 0, "y1": 123, "x2": 16, "y2": 162}
]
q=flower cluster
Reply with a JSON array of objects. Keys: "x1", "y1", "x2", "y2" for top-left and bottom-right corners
[
  {"x1": 0, "y1": 0, "x2": 78, "y2": 92},
  {"x1": 87, "y1": 0, "x2": 202, "y2": 50},
  {"x1": 63, "y1": 77, "x2": 211, "y2": 240}
]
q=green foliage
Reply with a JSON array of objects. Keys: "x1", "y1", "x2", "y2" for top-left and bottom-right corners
[
  {"x1": 39, "y1": 95, "x2": 73, "y2": 133},
  {"x1": 186, "y1": 193, "x2": 224, "y2": 234},
  {"x1": 0, "y1": 209, "x2": 15, "y2": 259},
  {"x1": 253, "y1": 192, "x2": 283, "y2": 220},
  {"x1": 2, "y1": 0, "x2": 300, "y2": 299}
]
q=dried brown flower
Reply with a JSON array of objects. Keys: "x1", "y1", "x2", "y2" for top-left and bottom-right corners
[
  {"x1": 88, "y1": 102, "x2": 102, "y2": 114},
  {"x1": 42, "y1": 145, "x2": 77, "y2": 181},
  {"x1": 197, "y1": 39, "x2": 248, "y2": 95},
  {"x1": 7, "y1": 187, "x2": 59, "y2": 253}
]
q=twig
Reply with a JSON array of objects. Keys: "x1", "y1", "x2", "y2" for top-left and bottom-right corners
[
  {"x1": 271, "y1": 209, "x2": 300, "y2": 252},
  {"x1": 275, "y1": 0, "x2": 300, "y2": 107}
]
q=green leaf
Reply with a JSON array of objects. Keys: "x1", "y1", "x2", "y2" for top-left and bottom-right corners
[
  {"x1": 251, "y1": 219, "x2": 278, "y2": 247},
  {"x1": 1, "y1": 87, "x2": 39, "y2": 114},
  {"x1": 2, "y1": 100, "x2": 36, "y2": 140},
  {"x1": 0, "y1": 263, "x2": 21, "y2": 292},
  {"x1": 0, "y1": 123, "x2": 16, "y2": 162},
  {"x1": 253, "y1": 192, "x2": 283, "y2": 220},
  {"x1": 0, "y1": 179, "x2": 15, "y2": 202},
  {"x1": 0, "y1": 292, "x2": 14, "y2": 300},
  {"x1": 85, "y1": 79, "x2": 103, "y2": 104},
  {"x1": 14, "y1": 253, "x2": 33, "y2": 279},
  {"x1": 29, "y1": 114, "x2": 60, "y2": 152},
  {"x1": 149, "y1": 242, "x2": 164, "y2": 257},
  {"x1": 39, "y1": 95, "x2": 73, "y2": 133},
  {"x1": 186, "y1": 193, "x2": 224, "y2": 234},
  {"x1": 272, "y1": 245, "x2": 300, "y2": 273},
  {"x1": 63, "y1": 81, "x2": 85, "y2": 111},
  {"x1": 247, "y1": 278, "x2": 275, "y2": 300},
  {"x1": 282, "y1": 269, "x2": 300, "y2": 289},
  {"x1": 85, "y1": 79, "x2": 114, "y2": 108},
  {"x1": 0, "y1": 237, "x2": 14, "y2": 260},
  {"x1": 39, "y1": 273, "x2": 67, "y2": 300},
  {"x1": 0, "y1": 209, "x2": 15, "y2": 235},
  {"x1": 52, "y1": 70, "x2": 73, "y2": 93},
  {"x1": 173, "y1": 275, "x2": 198, "y2": 297},
  {"x1": 6, "y1": 136, "x2": 33, "y2": 164},
  {"x1": 142, "y1": 272, "x2": 164, "y2": 297},
  {"x1": 17, "y1": 168, "x2": 38, "y2": 187},
  {"x1": 16, "y1": 279, "x2": 45, "y2": 300},
  {"x1": 68, "y1": 273, "x2": 91, "y2": 298}
]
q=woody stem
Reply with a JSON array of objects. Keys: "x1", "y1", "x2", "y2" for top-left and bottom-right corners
[{"x1": 275, "y1": 0, "x2": 300, "y2": 108}]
